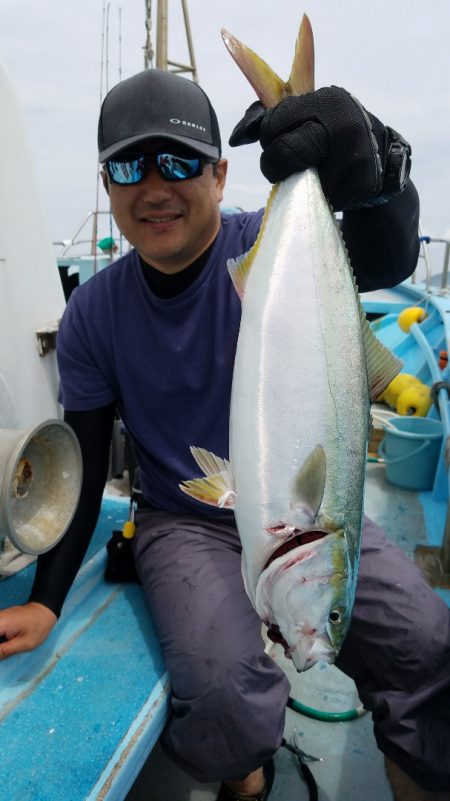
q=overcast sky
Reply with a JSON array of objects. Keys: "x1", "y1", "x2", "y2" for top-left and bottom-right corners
[{"x1": 1, "y1": 0, "x2": 449, "y2": 268}]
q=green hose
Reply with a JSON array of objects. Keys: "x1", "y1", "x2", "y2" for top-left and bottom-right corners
[{"x1": 287, "y1": 695, "x2": 367, "y2": 722}]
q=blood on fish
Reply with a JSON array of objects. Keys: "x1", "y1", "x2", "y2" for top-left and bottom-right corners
[
  {"x1": 266, "y1": 623, "x2": 290, "y2": 652},
  {"x1": 267, "y1": 524, "x2": 291, "y2": 534},
  {"x1": 264, "y1": 528, "x2": 328, "y2": 571}
]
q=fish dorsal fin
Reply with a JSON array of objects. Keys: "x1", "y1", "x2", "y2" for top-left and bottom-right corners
[
  {"x1": 360, "y1": 307, "x2": 403, "y2": 401},
  {"x1": 179, "y1": 447, "x2": 236, "y2": 509},
  {"x1": 287, "y1": 14, "x2": 315, "y2": 95},
  {"x1": 227, "y1": 184, "x2": 279, "y2": 299},
  {"x1": 222, "y1": 14, "x2": 314, "y2": 106},
  {"x1": 346, "y1": 259, "x2": 403, "y2": 400},
  {"x1": 290, "y1": 444, "x2": 326, "y2": 524},
  {"x1": 332, "y1": 215, "x2": 403, "y2": 400}
]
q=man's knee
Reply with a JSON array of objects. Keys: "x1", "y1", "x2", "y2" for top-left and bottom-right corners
[
  {"x1": 337, "y1": 517, "x2": 450, "y2": 792},
  {"x1": 163, "y1": 648, "x2": 289, "y2": 782}
]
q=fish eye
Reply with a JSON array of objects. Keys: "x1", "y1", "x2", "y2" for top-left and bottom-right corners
[{"x1": 328, "y1": 609, "x2": 342, "y2": 625}]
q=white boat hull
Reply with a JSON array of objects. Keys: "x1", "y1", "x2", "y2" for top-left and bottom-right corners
[{"x1": 0, "y1": 60, "x2": 65, "y2": 429}]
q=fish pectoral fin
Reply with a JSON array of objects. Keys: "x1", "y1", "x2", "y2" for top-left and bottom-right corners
[
  {"x1": 189, "y1": 446, "x2": 232, "y2": 479},
  {"x1": 290, "y1": 445, "x2": 326, "y2": 523},
  {"x1": 179, "y1": 447, "x2": 236, "y2": 509},
  {"x1": 179, "y1": 475, "x2": 236, "y2": 508}
]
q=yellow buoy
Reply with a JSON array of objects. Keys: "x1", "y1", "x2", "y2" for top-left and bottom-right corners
[
  {"x1": 397, "y1": 306, "x2": 426, "y2": 333},
  {"x1": 396, "y1": 384, "x2": 432, "y2": 417},
  {"x1": 378, "y1": 373, "x2": 421, "y2": 408}
]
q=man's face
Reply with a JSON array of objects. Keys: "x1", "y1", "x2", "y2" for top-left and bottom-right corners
[{"x1": 102, "y1": 140, "x2": 228, "y2": 273}]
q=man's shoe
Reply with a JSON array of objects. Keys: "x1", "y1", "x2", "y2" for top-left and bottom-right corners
[{"x1": 216, "y1": 758, "x2": 275, "y2": 801}]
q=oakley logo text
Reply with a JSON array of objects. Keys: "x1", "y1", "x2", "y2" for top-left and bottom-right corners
[{"x1": 170, "y1": 118, "x2": 206, "y2": 133}]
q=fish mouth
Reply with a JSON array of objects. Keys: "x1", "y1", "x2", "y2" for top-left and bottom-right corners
[
  {"x1": 264, "y1": 535, "x2": 331, "y2": 661},
  {"x1": 263, "y1": 528, "x2": 329, "y2": 572},
  {"x1": 266, "y1": 622, "x2": 335, "y2": 668},
  {"x1": 292, "y1": 638, "x2": 336, "y2": 672}
]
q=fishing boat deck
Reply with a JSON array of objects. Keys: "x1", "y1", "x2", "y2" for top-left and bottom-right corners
[
  {"x1": 2, "y1": 370, "x2": 449, "y2": 801},
  {"x1": 0, "y1": 459, "x2": 448, "y2": 801}
]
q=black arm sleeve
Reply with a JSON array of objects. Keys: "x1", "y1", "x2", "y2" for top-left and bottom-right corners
[
  {"x1": 341, "y1": 179, "x2": 420, "y2": 292},
  {"x1": 28, "y1": 403, "x2": 116, "y2": 617}
]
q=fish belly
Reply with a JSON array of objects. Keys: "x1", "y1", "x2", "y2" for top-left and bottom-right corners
[{"x1": 230, "y1": 170, "x2": 368, "y2": 601}]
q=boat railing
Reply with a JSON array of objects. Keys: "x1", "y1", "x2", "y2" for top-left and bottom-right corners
[
  {"x1": 414, "y1": 224, "x2": 450, "y2": 295},
  {"x1": 53, "y1": 209, "x2": 130, "y2": 260}
]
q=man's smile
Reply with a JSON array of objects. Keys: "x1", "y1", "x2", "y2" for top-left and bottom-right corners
[{"x1": 144, "y1": 215, "x2": 180, "y2": 222}]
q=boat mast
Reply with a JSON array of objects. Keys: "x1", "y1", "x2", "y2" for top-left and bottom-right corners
[{"x1": 145, "y1": 0, "x2": 198, "y2": 82}]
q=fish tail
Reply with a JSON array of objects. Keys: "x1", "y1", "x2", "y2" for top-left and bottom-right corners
[
  {"x1": 221, "y1": 13, "x2": 314, "y2": 108},
  {"x1": 287, "y1": 14, "x2": 315, "y2": 95}
]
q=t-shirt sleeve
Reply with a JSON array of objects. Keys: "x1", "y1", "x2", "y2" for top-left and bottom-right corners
[{"x1": 57, "y1": 290, "x2": 116, "y2": 411}]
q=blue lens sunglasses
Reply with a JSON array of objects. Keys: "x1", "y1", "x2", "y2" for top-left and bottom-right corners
[{"x1": 105, "y1": 151, "x2": 217, "y2": 185}]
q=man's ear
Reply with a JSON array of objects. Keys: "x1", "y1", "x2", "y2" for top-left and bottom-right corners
[
  {"x1": 214, "y1": 159, "x2": 228, "y2": 203},
  {"x1": 101, "y1": 169, "x2": 109, "y2": 195}
]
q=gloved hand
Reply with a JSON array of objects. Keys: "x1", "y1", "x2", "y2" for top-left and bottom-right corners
[{"x1": 229, "y1": 86, "x2": 397, "y2": 211}]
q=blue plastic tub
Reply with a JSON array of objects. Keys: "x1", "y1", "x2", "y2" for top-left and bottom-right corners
[{"x1": 378, "y1": 416, "x2": 443, "y2": 491}]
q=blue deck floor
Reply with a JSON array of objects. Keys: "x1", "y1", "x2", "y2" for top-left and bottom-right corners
[{"x1": 0, "y1": 496, "x2": 170, "y2": 801}]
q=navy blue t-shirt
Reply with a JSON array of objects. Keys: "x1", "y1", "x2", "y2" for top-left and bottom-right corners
[{"x1": 57, "y1": 211, "x2": 263, "y2": 515}]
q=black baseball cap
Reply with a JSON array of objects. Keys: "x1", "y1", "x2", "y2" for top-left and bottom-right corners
[{"x1": 98, "y1": 69, "x2": 221, "y2": 162}]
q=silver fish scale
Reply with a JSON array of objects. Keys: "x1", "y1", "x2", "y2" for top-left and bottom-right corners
[{"x1": 229, "y1": 169, "x2": 368, "y2": 603}]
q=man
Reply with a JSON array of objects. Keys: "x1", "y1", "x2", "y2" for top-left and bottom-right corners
[{"x1": 0, "y1": 69, "x2": 449, "y2": 801}]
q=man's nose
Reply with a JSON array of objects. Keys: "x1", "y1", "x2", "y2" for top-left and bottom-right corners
[{"x1": 138, "y1": 164, "x2": 174, "y2": 199}]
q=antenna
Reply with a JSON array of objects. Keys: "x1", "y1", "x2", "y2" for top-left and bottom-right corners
[
  {"x1": 105, "y1": 1, "x2": 111, "y2": 94},
  {"x1": 118, "y1": 6, "x2": 122, "y2": 82},
  {"x1": 99, "y1": 2, "x2": 107, "y2": 107},
  {"x1": 93, "y1": 1, "x2": 109, "y2": 262}
]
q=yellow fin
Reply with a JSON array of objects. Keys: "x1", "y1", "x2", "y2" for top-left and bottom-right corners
[
  {"x1": 227, "y1": 251, "x2": 252, "y2": 301},
  {"x1": 346, "y1": 258, "x2": 403, "y2": 400},
  {"x1": 290, "y1": 444, "x2": 326, "y2": 523},
  {"x1": 332, "y1": 213, "x2": 403, "y2": 401},
  {"x1": 227, "y1": 184, "x2": 279, "y2": 298},
  {"x1": 221, "y1": 29, "x2": 284, "y2": 107},
  {"x1": 287, "y1": 14, "x2": 315, "y2": 95},
  {"x1": 361, "y1": 312, "x2": 403, "y2": 402},
  {"x1": 222, "y1": 13, "x2": 314, "y2": 106},
  {"x1": 179, "y1": 447, "x2": 236, "y2": 509}
]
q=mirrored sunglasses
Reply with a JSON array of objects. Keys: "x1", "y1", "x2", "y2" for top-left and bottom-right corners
[{"x1": 105, "y1": 151, "x2": 215, "y2": 185}]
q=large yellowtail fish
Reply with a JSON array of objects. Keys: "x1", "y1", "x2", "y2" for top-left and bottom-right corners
[{"x1": 180, "y1": 15, "x2": 402, "y2": 671}]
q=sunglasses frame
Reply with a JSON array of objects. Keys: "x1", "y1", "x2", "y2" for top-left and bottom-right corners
[{"x1": 105, "y1": 151, "x2": 217, "y2": 185}]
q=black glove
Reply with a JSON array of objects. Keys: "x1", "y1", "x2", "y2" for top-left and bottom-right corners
[{"x1": 229, "y1": 86, "x2": 410, "y2": 211}]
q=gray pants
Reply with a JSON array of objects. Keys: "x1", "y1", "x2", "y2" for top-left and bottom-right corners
[{"x1": 132, "y1": 511, "x2": 450, "y2": 790}]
